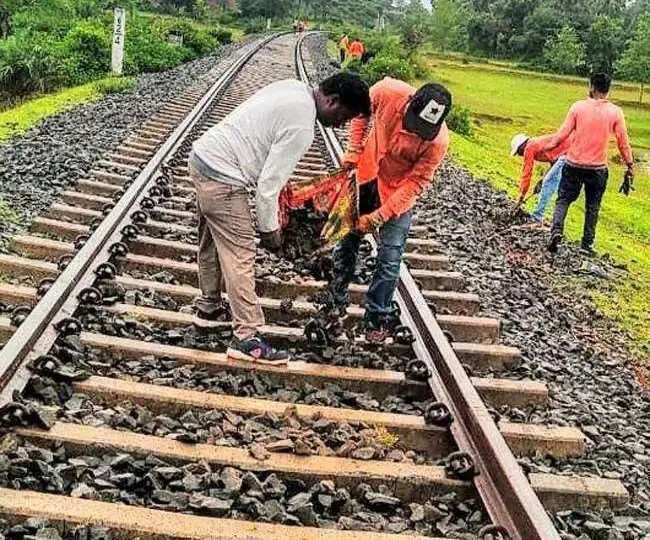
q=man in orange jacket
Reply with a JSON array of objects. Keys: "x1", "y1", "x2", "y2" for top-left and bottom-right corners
[
  {"x1": 327, "y1": 77, "x2": 451, "y2": 343},
  {"x1": 348, "y1": 38, "x2": 365, "y2": 61}
]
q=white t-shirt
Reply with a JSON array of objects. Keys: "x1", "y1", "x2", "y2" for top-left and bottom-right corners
[{"x1": 191, "y1": 79, "x2": 316, "y2": 233}]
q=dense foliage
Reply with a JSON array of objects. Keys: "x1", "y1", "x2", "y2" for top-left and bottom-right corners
[
  {"x1": 0, "y1": 0, "x2": 231, "y2": 101},
  {"x1": 426, "y1": 0, "x2": 649, "y2": 79}
]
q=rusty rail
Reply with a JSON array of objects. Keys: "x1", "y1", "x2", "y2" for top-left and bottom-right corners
[
  {"x1": 0, "y1": 34, "x2": 281, "y2": 405},
  {"x1": 296, "y1": 31, "x2": 561, "y2": 540}
]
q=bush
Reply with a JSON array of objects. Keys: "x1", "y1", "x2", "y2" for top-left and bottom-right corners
[
  {"x1": 359, "y1": 51, "x2": 417, "y2": 86},
  {"x1": 243, "y1": 17, "x2": 266, "y2": 35},
  {"x1": 125, "y1": 16, "x2": 190, "y2": 73},
  {"x1": 218, "y1": 11, "x2": 239, "y2": 26},
  {"x1": 211, "y1": 27, "x2": 232, "y2": 44},
  {"x1": 60, "y1": 21, "x2": 111, "y2": 84},
  {"x1": 93, "y1": 76, "x2": 134, "y2": 95},
  {"x1": 0, "y1": 32, "x2": 62, "y2": 95},
  {"x1": 165, "y1": 20, "x2": 218, "y2": 56},
  {"x1": 446, "y1": 105, "x2": 473, "y2": 136}
]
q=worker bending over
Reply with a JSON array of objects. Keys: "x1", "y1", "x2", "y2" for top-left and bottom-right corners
[
  {"x1": 511, "y1": 132, "x2": 572, "y2": 226},
  {"x1": 543, "y1": 73, "x2": 634, "y2": 254},
  {"x1": 348, "y1": 38, "x2": 365, "y2": 61},
  {"x1": 190, "y1": 73, "x2": 370, "y2": 364},
  {"x1": 328, "y1": 77, "x2": 451, "y2": 343}
]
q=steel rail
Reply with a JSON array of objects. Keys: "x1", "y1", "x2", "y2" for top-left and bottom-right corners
[
  {"x1": 0, "y1": 33, "x2": 281, "y2": 405},
  {"x1": 296, "y1": 32, "x2": 561, "y2": 540}
]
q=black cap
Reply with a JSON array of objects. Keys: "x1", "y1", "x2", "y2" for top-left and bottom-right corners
[{"x1": 403, "y1": 83, "x2": 452, "y2": 141}]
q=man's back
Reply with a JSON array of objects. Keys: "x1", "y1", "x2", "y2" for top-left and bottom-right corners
[
  {"x1": 562, "y1": 98, "x2": 632, "y2": 168},
  {"x1": 192, "y1": 79, "x2": 316, "y2": 186}
]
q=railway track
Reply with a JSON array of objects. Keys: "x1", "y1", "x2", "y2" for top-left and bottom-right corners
[{"x1": 0, "y1": 32, "x2": 630, "y2": 539}]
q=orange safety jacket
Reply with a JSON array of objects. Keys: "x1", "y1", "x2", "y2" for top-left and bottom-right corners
[
  {"x1": 344, "y1": 77, "x2": 450, "y2": 221},
  {"x1": 519, "y1": 134, "x2": 572, "y2": 197},
  {"x1": 348, "y1": 40, "x2": 365, "y2": 59}
]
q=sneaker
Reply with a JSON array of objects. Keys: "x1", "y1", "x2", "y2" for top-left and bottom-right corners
[
  {"x1": 193, "y1": 301, "x2": 231, "y2": 329},
  {"x1": 366, "y1": 326, "x2": 390, "y2": 344},
  {"x1": 364, "y1": 313, "x2": 395, "y2": 344},
  {"x1": 547, "y1": 233, "x2": 562, "y2": 254},
  {"x1": 227, "y1": 335, "x2": 290, "y2": 366}
]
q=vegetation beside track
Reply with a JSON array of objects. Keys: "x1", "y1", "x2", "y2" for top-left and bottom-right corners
[
  {"x1": 0, "y1": 0, "x2": 236, "y2": 108},
  {"x1": 0, "y1": 76, "x2": 134, "y2": 142}
]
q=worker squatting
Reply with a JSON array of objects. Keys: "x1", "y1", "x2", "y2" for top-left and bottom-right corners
[{"x1": 188, "y1": 51, "x2": 635, "y2": 365}]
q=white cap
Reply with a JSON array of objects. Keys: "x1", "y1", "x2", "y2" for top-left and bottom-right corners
[{"x1": 510, "y1": 134, "x2": 529, "y2": 156}]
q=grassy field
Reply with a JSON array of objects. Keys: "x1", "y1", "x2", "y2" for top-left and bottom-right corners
[
  {"x1": 0, "y1": 77, "x2": 133, "y2": 141},
  {"x1": 415, "y1": 58, "x2": 650, "y2": 358}
]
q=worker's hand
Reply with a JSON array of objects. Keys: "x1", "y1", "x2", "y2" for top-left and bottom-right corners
[
  {"x1": 259, "y1": 230, "x2": 283, "y2": 252},
  {"x1": 342, "y1": 160, "x2": 357, "y2": 171},
  {"x1": 357, "y1": 210, "x2": 385, "y2": 234}
]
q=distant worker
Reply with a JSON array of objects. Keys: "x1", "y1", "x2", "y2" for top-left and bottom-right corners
[
  {"x1": 338, "y1": 33, "x2": 350, "y2": 63},
  {"x1": 510, "y1": 132, "x2": 573, "y2": 226},
  {"x1": 297, "y1": 20, "x2": 305, "y2": 33},
  {"x1": 542, "y1": 73, "x2": 634, "y2": 254},
  {"x1": 348, "y1": 38, "x2": 365, "y2": 61},
  {"x1": 189, "y1": 73, "x2": 371, "y2": 364},
  {"x1": 293, "y1": 19, "x2": 298, "y2": 34},
  {"x1": 327, "y1": 77, "x2": 451, "y2": 343}
]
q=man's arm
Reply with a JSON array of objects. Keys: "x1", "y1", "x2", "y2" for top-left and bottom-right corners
[
  {"x1": 343, "y1": 82, "x2": 383, "y2": 166},
  {"x1": 376, "y1": 136, "x2": 449, "y2": 221},
  {"x1": 256, "y1": 126, "x2": 314, "y2": 233},
  {"x1": 343, "y1": 115, "x2": 370, "y2": 167},
  {"x1": 541, "y1": 105, "x2": 577, "y2": 153},
  {"x1": 614, "y1": 109, "x2": 634, "y2": 171}
]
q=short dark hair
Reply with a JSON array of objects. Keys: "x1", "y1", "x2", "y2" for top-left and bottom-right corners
[
  {"x1": 590, "y1": 72, "x2": 612, "y2": 94},
  {"x1": 319, "y1": 72, "x2": 371, "y2": 117},
  {"x1": 410, "y1": 83, "x2": 452, "y2": 120}
]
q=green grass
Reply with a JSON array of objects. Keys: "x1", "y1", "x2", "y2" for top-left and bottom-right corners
[
  {"x1": 0, "y1": 76, "x2": 137, "y2": 142},
  {"x1": 416, "y1": 58, "x2": 650, "y2": 358}
]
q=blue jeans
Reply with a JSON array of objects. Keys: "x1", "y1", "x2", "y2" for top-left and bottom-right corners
[
  {"x1": 329, "y1": 210, "x2": 413, "y2": 319},
  {"x1": 531, "y1": 157, "x2": 566, "y2": 222}
]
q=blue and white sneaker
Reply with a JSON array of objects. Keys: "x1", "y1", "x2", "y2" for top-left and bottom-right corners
[{"x1": 227, "y1": 335, "x2": 290, "y2": 366}]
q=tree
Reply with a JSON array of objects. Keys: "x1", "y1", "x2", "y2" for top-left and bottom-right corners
[
  {"x1": 239, "y1": 0, "x2": 293, "y2": 19},
  {"x1": 586, "y1": 15, "x2": 623, "y2": 73},
  {"x1": 0, "y1": 2, "x2": 9, "y2": 39},
  {"x1": 397, "y1": 0, "x2": 430, "y2": 55},
  {"x1": 430, "y1": 0, "x2": 468, "y2": 52},
  {"x1": 617, "y1": 13, "x2": 650, "y2": 103},
  {"x1": 543, "y1": 25, "x2": 585, "y2": 74}
]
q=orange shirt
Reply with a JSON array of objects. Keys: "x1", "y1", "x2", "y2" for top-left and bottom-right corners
[
  {"x1": 519, "y1": 134, "x2": 572, "y2": 197},
  {"x1": 545, "y1": 98, "x2": 633, "y2": 168},
  {"x1": 344, "y1": 77, "x2": 450, "y2": 220},
  {"x1": 348, "y1": 41, "x2": 365, "y2": 59}
]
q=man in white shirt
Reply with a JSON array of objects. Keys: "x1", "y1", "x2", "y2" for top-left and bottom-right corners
[{"x1": 189, "y1": 73, "x2": 371, "y2": 365}]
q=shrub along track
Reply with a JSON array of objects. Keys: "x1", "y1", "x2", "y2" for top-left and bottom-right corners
[{"x1": 0, "y1": 33, "x2": 630, "y2": 540}]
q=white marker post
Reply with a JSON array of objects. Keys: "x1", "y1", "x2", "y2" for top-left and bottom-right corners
[
  {"x1": 111, "y1": 7, "x2": 126, "y2": 76},
  {"x1": 266, "y1": 18, "x2": 271, "y2": 30}
]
